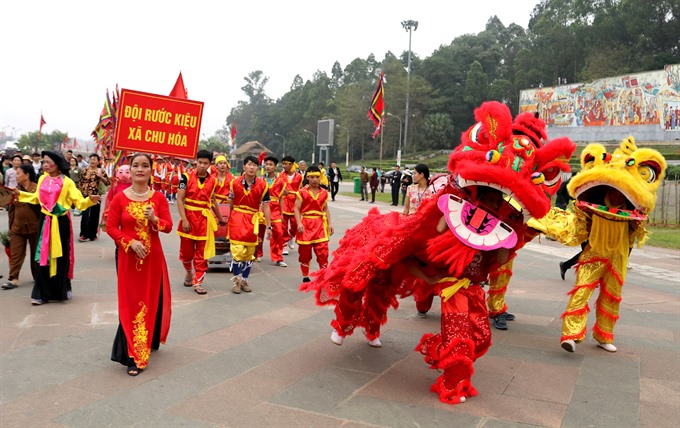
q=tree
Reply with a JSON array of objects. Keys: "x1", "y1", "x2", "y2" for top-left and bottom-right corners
[
  {"x1": 17, "y1": 130, "x2": 68, "y2": 153},
  {"x1": 464, "y1": 61, "x2": 488, "y2": 106}
]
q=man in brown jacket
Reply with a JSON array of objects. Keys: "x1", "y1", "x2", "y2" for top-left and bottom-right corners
[{"x1": 359, "y1": 166, "x2": 369, "y2": 201}]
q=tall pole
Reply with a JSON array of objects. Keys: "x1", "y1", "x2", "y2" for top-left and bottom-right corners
[
  {"x1": 335, "y1": 124, "x2": 350, "y2": 167},
  {"x1": 401, "y1": 20, "x2": 418, "y2": 156},
  {"x1": 274, "y1": 132, "x2": 286, "y2": 156},
  {"x1": 387, "y1": 113, "x2": 402, "y2": 166},
  {"x1": 303, "y1": 129, "x2": 315, "y2": 164}
]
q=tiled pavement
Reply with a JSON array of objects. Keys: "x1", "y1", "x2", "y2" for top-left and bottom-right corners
[{"x1": 0, "y1": 188, "x2": 678, "y2": 427}]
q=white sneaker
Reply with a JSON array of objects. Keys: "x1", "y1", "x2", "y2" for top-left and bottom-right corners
[
  {"x1": 368, "y1": 337, "x2": 382, "y2": 348},
  {"x1": 331, "y1": 330, "x2": 344, "y2": 346},
  {"x1": 597, "y1": 342, "x2": 617, "y2": 352},
  {"x1": 282, "y1": 248, "x2": 289, "y2": 255},
  {"x1": 288, "y1": 242, "x2": 296, "y2": 250},
  {"x1": 561, "y1": 339, "x2": 576, "y2": 353},
  {"x1": 276, "y1": 261, "x2": 288, "y2": 267}
]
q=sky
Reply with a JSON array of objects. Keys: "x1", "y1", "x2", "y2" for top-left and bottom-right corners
[{"x1": 0, "y1": 0, "x2": 539, "y2": 145}]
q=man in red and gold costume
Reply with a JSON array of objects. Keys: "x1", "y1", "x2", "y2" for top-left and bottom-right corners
[
  {"x1": 294, "y1": 165, "x2": 334, "y2": 283},
  {"x1": 301, "y1": 102, "x2": 576, "y2": 404},
  {"x1": 280, "y1": 155, "x2": 302, "y2": 255},
  {"x1": 212, "y1": 154, "x2": 233, "y2": 205},
  {"x1": 255, "y1": 156, "x2": 286, "y2": 266},
  {"x1": 176, "y1": 150, "x2": 227, "y2": 295},
  {"x1": 228, "y1": 155, "x2": 272, "y2": 294}
]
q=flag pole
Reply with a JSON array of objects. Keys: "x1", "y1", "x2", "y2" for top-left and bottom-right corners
[{"x1": 379, "y1": 121, "x2": 384, "y2": 170}]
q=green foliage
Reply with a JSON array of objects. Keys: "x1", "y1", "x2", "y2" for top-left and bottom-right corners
[
  {"x1": 16, "y1": 130, "x2": 68, "y2": 153},
  {"x1": 206, "y1": 0, "x2": 678, "y2": 165}
]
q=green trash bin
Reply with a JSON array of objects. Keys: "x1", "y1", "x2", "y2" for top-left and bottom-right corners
[{"x1": 353, "y1": 177, "x2": 361, "y2": 193}]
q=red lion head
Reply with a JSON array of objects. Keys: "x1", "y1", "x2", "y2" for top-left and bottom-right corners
[{"x1": 438, "y1": 101, "x2": 576, "y2": 250}]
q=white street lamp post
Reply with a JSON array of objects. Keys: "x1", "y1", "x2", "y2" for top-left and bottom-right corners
[
  {"x1": 274, "y1": 132, "x2": 286, "y2": 156},
  {"x1": 401, "y1": 19, "x2": 418, "y2": 154},
  {"x1": 386, "y1": 113, "x2": 403, "y2": 166}
]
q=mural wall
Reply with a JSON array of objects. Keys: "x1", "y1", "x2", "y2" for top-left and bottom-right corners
[{"x1": 519, "y1": 64, "x2": 680, "y2": 131}]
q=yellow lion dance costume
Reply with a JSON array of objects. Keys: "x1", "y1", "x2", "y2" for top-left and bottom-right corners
[{"x1": 537, "y1": 137, "x2": 667, "y2": 353}]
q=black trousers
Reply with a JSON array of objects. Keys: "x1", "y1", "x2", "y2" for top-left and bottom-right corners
[
  {"x1": 80, "y1": 203, "x2": 101, "y2": 240},
  {"x1": 331, "y1": 181, "x2": 339, "y2": 200},
  {"x1": 391, "y1": 185, "x2": 399, "y2": 205}
]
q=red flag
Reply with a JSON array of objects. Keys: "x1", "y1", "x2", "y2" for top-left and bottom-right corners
[
  {"x1": 38, "y1": 112, "x2": 46, "y2": 139},
  {"x1": 169, "y1": 72, "x2": 188, "y2": 99},
  {"x1": 230, "y1": 119, "x2": 238, "y2": 146},
  {"x1": 368, "y1": 71, "x2": 385, "y2": 138}
]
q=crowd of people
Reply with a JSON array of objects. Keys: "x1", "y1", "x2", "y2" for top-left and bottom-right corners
[{"x1": 0, "y1": 141, "x2": 654, "y2": 396}]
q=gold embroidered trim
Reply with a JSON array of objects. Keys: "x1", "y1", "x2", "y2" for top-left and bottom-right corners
[{"x1": 132, "y1": 302, "x2": 150, "y2": 368}]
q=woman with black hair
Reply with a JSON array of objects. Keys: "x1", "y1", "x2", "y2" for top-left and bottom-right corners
[
  {"x1": 78, "y1": 153, "x2": 110, "y2": 241},
  {"x1": 403, "y1": 164, "x2": 431, "y2": 215},
  {"x1": 14, "y1": 151, "x2": 100, "y2": 304}
]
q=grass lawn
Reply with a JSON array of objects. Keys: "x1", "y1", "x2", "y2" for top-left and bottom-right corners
[
  {"x1": 339, "y1": 191, "x2": 397, "y2": 205},
  {"x1": 337, "y1": 192, "x2": 680, "y2": 251},
  {"x1": 646, "y1": 225, "x2": 680, "y2": 250}
]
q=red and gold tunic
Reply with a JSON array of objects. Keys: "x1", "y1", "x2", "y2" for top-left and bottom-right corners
[
  {"x1": 106, "y1": 190, "x2": 173, "y2": 369},
  {"x1": 228, "y1": 177, "x2": 269, "y2": 246},
  {"x1": 296, "y1": 186, "x2": 330, "y2": 244},
  {"x1": 176, "y1": 171, "x2": 217, "y2": 240},
  {"x1": 281, "y1": 172, "x2": 303, "y2": 216},
  {"x1": 168, "y1": 164, "x2": 184, "y2": 195},
  {"x1": 266, "y1": 173, "x2": 286, "y2": 222},
  {"x1": 214, "y1": 172, "x2": 234, "y2": 205},
  {"x1": 162, "y1": 162, "x2": 172, "y2": 189}
]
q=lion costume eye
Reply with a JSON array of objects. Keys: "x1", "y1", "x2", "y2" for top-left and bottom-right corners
[
  {"x1": 638, "y1": 162, "x2": 660, "y2": 183},
  {"x1": 469, "y1": 122, "x2": 482, "y2": 143}
]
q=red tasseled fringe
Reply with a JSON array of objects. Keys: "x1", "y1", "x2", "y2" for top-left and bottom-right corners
[
  {"x1": 567, "y1": 280, "x2": 599, "y2": 296},
  {"x1": 561, "y1": 327, "x2": 587, "y2": 341},
  {"x1": 561, "y1": 304, "x2": 590, "y2": 319},
  {"x1": 598, "y1": 286, "x2": 622, "y2": 303},
  {"x1": 593, "y1": 324, "x2": 615, "y2": 341},
  {"x1": 486, "y1": 285, "x2": 508, "y2": 296},
  {"x1": 595, "y1": 302, "x2": 620, "y2": 321},
  {"x1": 578, "y1": 256, "x2": 611, "y2": 267},
  {"x1": 431, "y1": 371, "x2": 478, "y2": 405},
  {"x1": 487, "y1": 304, "x2": 508, "y2": 318},
  {"x1": 605, "y1": 264, "x2": 624, "y2": 286},
  {"x1": 489, "y1": 267, "x2": 512, "y2": 280}
]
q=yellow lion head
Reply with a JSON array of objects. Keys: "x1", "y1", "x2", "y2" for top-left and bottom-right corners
[{"x1": 567, "y1": 137, "x2": 666, "y2": 220}]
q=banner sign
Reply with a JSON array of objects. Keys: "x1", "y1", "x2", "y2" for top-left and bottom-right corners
[{"x1": 114, "y1": 88, "x2": 204, "y2": 158}]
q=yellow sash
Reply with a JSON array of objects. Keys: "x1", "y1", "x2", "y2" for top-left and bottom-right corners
[
  {"x1": 439, "y1": 277, "x2": 471, "y2": 302},
  {"x1": 184, "y1": 198, "x2": 217, "y2": 260},
  {"x1": 233, "y1": 206, "x2": 265, "y2": 235}
]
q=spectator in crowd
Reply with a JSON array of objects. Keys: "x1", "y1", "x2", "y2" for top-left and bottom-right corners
[
  {"x1": 400, "y1": 168, "x2": 413, "y2": 206},
  {"x1": 31, "y1": 152, "x2": 42, "y2": 175},
  {"x1": 369, "y1": 167, "x2": 379, "y2": 203},
  {"x1": 359, "y1": 166, "x2": 369, "y2": 201},
  {"x1": 390, "y1": 165, "x2": 402, "y2": 206},
  {"x1": 327, "y1": 161, "x2": 342, "y2": 201},
  {"x1": 2, "y1": 164, "x2": 40, "y2": 290}
]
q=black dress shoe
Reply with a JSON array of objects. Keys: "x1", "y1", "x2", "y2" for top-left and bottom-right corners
[{"x1": 559, "y1": 262, "x2": 567, "y2": 280}]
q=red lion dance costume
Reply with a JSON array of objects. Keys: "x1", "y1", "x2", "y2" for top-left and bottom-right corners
[{"x1": 301, "y1": 101, "x2": 575, "y2": 404}]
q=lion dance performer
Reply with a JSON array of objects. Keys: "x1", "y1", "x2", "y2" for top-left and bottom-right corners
[
  {"x1": 301, "y1": 102, "x2": 575, "y2": 404},
  {"x1": 536, "y1": 137, "x2": 666, "y2": 353}
]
